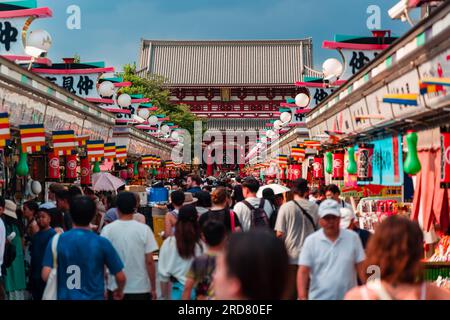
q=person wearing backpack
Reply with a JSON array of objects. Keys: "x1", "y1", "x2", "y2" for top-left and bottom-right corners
[
  {"x1": 233, "y1": 177, "x2": 273, "y2": 231},
  {"x1": 274, "y1": 178, "x2": 319, "y2": 300}
]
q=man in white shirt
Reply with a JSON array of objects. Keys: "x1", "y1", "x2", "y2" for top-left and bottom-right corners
[
  {"x1": 325, "y1": 184, "x2": 354, "y2": 212},
  {"x1": 0, "y1": 197, "x2": 5, "y2": 300},
  {"x1": 101, "y1": 192, "x2": 159, "y2": 300},
  {"x1": 275, "y1": 178, "x2": 319, "y2": 299},
  {"x1": 233, "y1": 177, "x2": 273, "y2": 231},
  {"x1": 297, "y1": 199, "x2": 366, "y2": 300}
]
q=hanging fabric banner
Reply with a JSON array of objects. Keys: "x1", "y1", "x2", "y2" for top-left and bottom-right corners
[
  {"x1": 313, "y1": 156, "x2": 324, "y2": 179},
  {"x1": 104, "y1": 143, "x2": 116, "y2": 161},
  {"x1": 80, "y1": 157, "x2": 91, "y2": 186},
  {"x1": 0, "y1": 113, "x2": 11, "y2": 148},
  {"x1": 65, "y1": 155, "x2": 78, "y2": 180},
  {"x1": 441, "y1": 127, "x2": 450, "y2": 188},
  {"x1": 116, "y1": 145, "x2": 127, "y2": 163},
  {"x1": 357, "y1": 143, "x2": 374, "y2": 182},
  {"x1": 332, "y1": 150, "x2": 345, "y2": 180},
  {"x1": 20, "y1": 124, "x2": 46, "y2": 153},
  {"x1": 86, "y1": 140, "x2": 104, "y2": 162},
  {"x1": 48, "y1": 152, "x2": 60, "y2": 179},
  {"x1": 75, "y1": 135, "x2": 89, "y2": 147},
  {"x1": 291, "y1": 164, "x2": 302, "y2": 180},
  {"x1": 52, "y1": 130, "x2": 76, "y2": 156}
]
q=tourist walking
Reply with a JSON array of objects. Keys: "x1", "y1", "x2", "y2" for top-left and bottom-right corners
[
  {"x1": 297, "y1": 199, "x2": 366, "y2": 300},
  {"x1": 101, "y1": 192, "x2": 158, "y2": 300},
  {"x1": 42, "y1": 196, "x2": 126, "y2": 300},
  {"x1": 274, "y1": 178, "x2": 319, "y2": 299},
  {"x1": 325, "y1": 184, "x2": 353, "y2": 211},
  {"x1": 345, "y1": 216, "x2": 450, "y2": 300},
  {"x1": 54, "y1": 190, "x2": 73, "y2": 231},
  {"x1": 163, "y1": 191, "x2": 185, "y2": 239},
  {"x1": 186, "y1": 174, "x2": 202, "y2": 195},
  {"x1": 340, "y1": 207, "x2": 371, "y2": 249}
]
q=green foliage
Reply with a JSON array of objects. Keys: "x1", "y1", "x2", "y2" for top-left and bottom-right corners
[
  {"x1": 117, "y1": 63, "x2": 204, "y2": 135},
  {"x1": 73, "y1": 54, "x2": 81, "y2": 63}
]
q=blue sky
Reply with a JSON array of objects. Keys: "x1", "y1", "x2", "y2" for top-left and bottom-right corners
[{"x1": 34, "y1": 0, "x2": 412, "y2": 72}]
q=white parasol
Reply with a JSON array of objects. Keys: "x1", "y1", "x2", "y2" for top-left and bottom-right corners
[
  {"x1": 256, "y1": 184, "x2": 291, "y2": 198},
  {"x1": 91, "y1": 172, "x2": 125, "y2": 192}
]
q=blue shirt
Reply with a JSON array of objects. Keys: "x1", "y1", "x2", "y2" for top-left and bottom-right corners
[
  {"x1": 43, "y1": 228, "x2": 124, "y2": 300},
  {"x1": 186, "y1": 187, "x2": 201, "y2": 195},
  {"x1": 30, "y1": 228, "x2": 56, "y2": 280},
  {"x1": 298, "y1": 228, "x2": 365, "y2": 300}
]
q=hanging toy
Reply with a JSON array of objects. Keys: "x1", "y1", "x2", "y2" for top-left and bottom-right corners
[
  {"x1": 16, "y1": 147, "x2": 29, "y2": 177},
  {"x1": 325, "y1": 151, "x2": 333, "y2": 174},
  {"x1": 347, "y1": 146, "x2": 357, "y2": 174},
  {"x1": 133, "y1": 161, "x2": 139, "y2": 177},
  {"x1": 404, "y1": 131, "x2": 421, "y2": 175},
  {"x1": 93, "y1": 161, "x2": 101, "y2": 173}
]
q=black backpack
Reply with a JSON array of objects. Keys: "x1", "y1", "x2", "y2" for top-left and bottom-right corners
[{"x1": 242, "y1": 199, "x2": 270, "y2": 229}]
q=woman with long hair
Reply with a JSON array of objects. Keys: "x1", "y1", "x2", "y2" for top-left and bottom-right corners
[
  {"x1": 23, "y1": 201, "x2": 39, "y2": 238},
  {"x1": 158, "y1": 205, "x2": 204, "y2": 300},
  {"x1": 345, "y1": 216, "x2": 450, "y2": 300}
]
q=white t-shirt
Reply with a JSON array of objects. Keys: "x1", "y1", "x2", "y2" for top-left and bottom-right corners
[
  {"x1": 0, "y1": 218, "x2": 5, "y2": 277},
  {"x1": 233, "y1": 197, "x2": 274, "y2": 231},
  {"x1": 101, "y1": 219, "x2": 159, "y2": 294}
]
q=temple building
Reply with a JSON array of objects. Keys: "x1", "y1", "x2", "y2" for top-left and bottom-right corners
[{"x1": 137, "y1": 39, "x2": 313, "y2": 171}]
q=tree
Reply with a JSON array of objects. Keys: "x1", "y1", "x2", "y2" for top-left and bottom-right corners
[{"x1": 117, "y1": 63, "x2": 203, "y2": 136}]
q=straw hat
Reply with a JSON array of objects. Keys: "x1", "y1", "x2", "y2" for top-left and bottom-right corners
[
  {"x1": 183, "y1": 192, "x2": 198, "y2": 205},
  {"x1": 4, "y1": 200, "x2": 17, "y2": 219}
]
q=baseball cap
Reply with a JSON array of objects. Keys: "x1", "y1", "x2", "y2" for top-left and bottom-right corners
[
  {"x1": 340, "y1": 207, "x2": 356, "y2": 229},
  {"x1": 318, "y1": 199, "x2": 341, "y2": 218}
]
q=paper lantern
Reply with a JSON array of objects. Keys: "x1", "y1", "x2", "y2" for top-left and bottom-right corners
[
  {"x1": 127, "y1": 163, "x2": 134, "y2": 179},
  {"x1": 357, "y1": 143, "x2": 374, "y2": 182},
  {"x1": 332, "y1": 150, "x2": 345, "y2": 180},
  {"x1": 280, "y1": 112, "x2": 292, "y2": 123},
  {"x1": 295, "y1": 93, "x2": 310, "y2": 108},
  {"x1": 313, "y1": 156, "x2": 324, "y2": 179},
  {"x1": 404, "y1": 131, "x2": 421, "y2": 175},
  {"x1": 65, "y1": 155, "x2": 78, "y2": 179},
  {"x1": 118, "y1": 94, "x2": 132, "y2": 108},
  {"x1": 137, "y1": 108, "x2": 150, "y2": 119},
  {"x1": 92, "y1": 161, "x2": 101, "y2": 173},
  {"x1": 325, "y1": 151, "x2": 333, "y2": 174},
  {"x1": 119, "y1": 169, "x2": 128, "y2": 180},
  {"x1": 26, "y1": 29, "x2": 52, "y2": 53},
  {"x1": 31, "y1": 181, "x2": 42, "y2": 195},
  {"x1": 48, "y1": 152, "x2": 60, "y2": 179},
  {"x1": 98, "y1": 81, "x2": 115, "y2": 97},
  {"x1": 441, "y1": 128, "x2": 450, "y2": 188},
  {"x1": 16, "y1": 149, "x2": 29, "y2": 177},
  {"x1": 347, "y1": 146, "x2": 357, "y2": 174},
  {"x1": 161, "y1": 125, "x2": 170, "y2": 135},
  {"x1": 138, "y1": 165, "x2": 146, "y2": 178},
  {"x1": 291, "y1": 164, "x2": 302, "y2": 180},
  {"x1": 80, "y1": 157, "x2": 91, "y2": 186},
  {"x1": 323, "y1": 58, "x2": 343, "y2": 79},
  {"x1": 133, "y1": 162, "x2": 139, "y2": 176},
  {"x1": 274, "y1": 120, "x2": 283, "y2": 130},
  {"x1": 148, "y1": 116, "x2": 158, "y2": 126}
]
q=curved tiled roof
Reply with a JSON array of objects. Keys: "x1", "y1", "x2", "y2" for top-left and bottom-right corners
[
  {"x1": 206, "y1": 118, "x2": 269, "y2": 131},
  {"x1": 138, "y1": 39, "x2": 313, "y2": 86}
]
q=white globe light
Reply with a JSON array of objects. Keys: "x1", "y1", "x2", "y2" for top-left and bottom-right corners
[
  {"x1": 322, "y1": 58, "x2": 343, "y2": 79},
  {"x1": 137, "y1": 108, "x2": 150, "y2": 119},
  {"x1": 266, "y1": 130, "x2": 276, "y2": 139},
  {"x1": 161, "y1": 125, "x2": 170, "y2": 134},
  {"x1": 117, "y1": 94, "x2": 132, "y2": 108},
  {"x1": 280, "y1": 112, "x2": 292, "y2": 123},
  {"x1": 27, "y1": 29, "x2": 52, "y2": 55},
  {"x1": 274, "y1": 120, "x2": 283, "y2": 130},
  {"x1": 148, "y1": 115, "x2": 158, "y2": 126},
  {"x1": 171, "y1": 131, "x2": 179, "y2": 140},
  {"x1": 98, "y1": 81, "x2": 115, "y2": 97},
  {"x1": 295, "y1": 93, "x2": 310, "y2": 107},
  {"x1": 261, "y1": 137, "x2": 267, "y2": 143},
  {"x1": 31, "y1": 180, "x2": 42, "y2": 195}
]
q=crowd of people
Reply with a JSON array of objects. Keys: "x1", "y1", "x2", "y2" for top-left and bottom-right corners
[{"x1": 0, "y1": 173, "x2": 449, "y2": 300}]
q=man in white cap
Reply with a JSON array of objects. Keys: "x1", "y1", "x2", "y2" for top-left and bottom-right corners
[
  {"x1": 297, "y1": 199, "x2": 366, "y2": 300},
  {"x1": 340, "y1": 207, "x2": 371, "y2": 249}
]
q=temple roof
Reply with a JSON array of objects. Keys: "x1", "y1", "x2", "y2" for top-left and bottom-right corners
[
  {"x1": 138, "y1": 39, "x2": 313, "y2": 86},
  {"x1": 206, "y1": 118, "x2": 269, "y2": 131}
]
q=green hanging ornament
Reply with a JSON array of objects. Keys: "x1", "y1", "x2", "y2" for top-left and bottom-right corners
[
  {"x1": 404, "y1": 131, "x2": 421, "y2": 175},
  {"x1": 325, "y1": 151, "x2": 333, "y2": 174},
  {"x1": 134, "y1": 162, "x2": 139, "y2": 176},
  {"x1": 16, "y1": 147, "x2": 29, "y2": 177},
  {"x1": 347, "y1": 146, "x2": 357, "y2": 174},
  {"x1": 152, "y1": 167, "x2": 157, "y2": 176},
  {"x1": 92, "y1": 161, "x2": 101, "y2": 173}
]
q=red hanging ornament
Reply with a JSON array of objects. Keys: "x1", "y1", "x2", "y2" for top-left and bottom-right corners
[
  {"x1": 332, "y1": 150, "x2": 345, "y2": 180},
  {"x1": 65, "y1": 155, "x2": 78, "y2": 180},
  {"x1": 312, "y1": 156, "x2": 324, "y2": 179},
  {"x1": 291, "y1": 164, "x2": 302, "y2": 179},
  {"x1": 80, "y1": 157, "x2": 91, "y2": 186},
  {"x1": 127, "y1": 163, "x2": 134, "y2": 179},
  {"x1": 119, "y1": 169, "x2": 128, "y2": 180},
  {"x1": 48, "y1": 152, "x2": 60, "y2": 179},
  {"x1": 357, "y1": 143, "x2": 374, "y2": 182},
  {"x1": 441, "y1": 127, "x2": 450, "y2": 188},
  {"x1": 138, "y1": 165, "x2": 146, "y2": 178}
]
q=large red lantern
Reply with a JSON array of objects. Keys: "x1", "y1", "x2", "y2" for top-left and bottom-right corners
[
  {"x1": 48, "y1": 152, "x2": 60, "y2": 179},
  {"x1": 65, "y1": 155, "x2": 77, "y2": 179},
  {"x1": 138, "y1": 165, "x2": 146, "y2": 178},
  {"x1": 332, "y1": 150, "x2": 345, "y2": 180},
  {"x1": 357, "y1": 143, "x2": 374, "y2": 182},
  {"x1": 127, "y1": 163, "x2": 134, "y2": 179},
  {"x1": 441, "y1": 127, "x2": 450, "y2": 188},
  {"x1": 291, "y1": 164, "x2": 302, "y2": 180},
  {"x1": 80, "y1": 157, "x2": 91, "y2": 186},
  {"x1": 312, "y1": 156, "x2": 324, "y2": 179}
]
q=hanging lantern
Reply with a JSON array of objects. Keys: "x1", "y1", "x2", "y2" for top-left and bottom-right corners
[
  {"x1": 347, "y1": 146, "x2": 357, "y2": 174},
  {"x1": 48, "y1": 152, "x2": 60, "y2": 179},
  {"x1": 65, "y1": 155, "x2": 78, "y2": 180},
  {"x1": 313, "y1": 156, "x2": 324, "y2": 179},
  {"x1": 357, "y1": 143, "x2": 374, "y2": 182},
  {"x1": 325, "y1": 151, "x2": 333, "y2": 174},
  {"x1": 138, "y1": 165, "x2": 146, "y2": 178},
  {"x1": 80, "y1": 157, "x2": 91, "y2": 186},
  {"x1": 291, "y1": 164, "x2": 302, "y2": 180},
  {"x1": 119, "y1": 168, "x2": 128, "y2": 180},
  {"x1": 133, "y1": 162, "x2": 139, "y2": 177},
  {"x1": 404, "y1": 131, "x2": 421, "y2": 175},
  {"x1": 16, "y1": 148, "x2": 29, "y2": 177},
  {"x1": 92, "y1": 161, "x2": 101, "y2": 173},
  {"x1": 127, "y1": 163, "x2": 134, "y2": 179},
  {"x1": 440, "y1": 127, "x2": 450, "y2": 188},
  {"x1": 332, "y1": 150, "x2": 345, "y2": 180}
]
